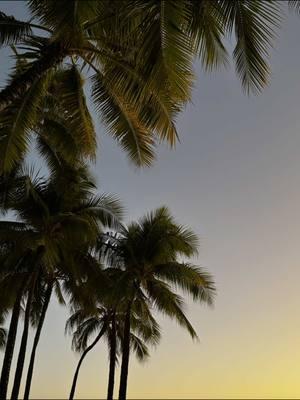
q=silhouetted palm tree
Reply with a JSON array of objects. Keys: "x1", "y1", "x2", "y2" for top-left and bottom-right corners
[
  {"x1": 66, "y1": 264, "x2": 160, "y2": 400},
  {"x1": 99, "y1": 207, "x2": 216, "y2": 399},
  {"x1": 23, "y1": 277, "x2": 54, "y2": 400},
  {"x1": 0, "y1": 1, "x2": 283, "y2": 172},
  {"x1": 0, "y1": 158, "x2": 122, "y2": 399}
]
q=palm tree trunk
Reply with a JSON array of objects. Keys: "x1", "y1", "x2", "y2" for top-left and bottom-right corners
[
  {"x1": 118, "y1": 303, "x2": 132, "y2": 400},
  {"x1": 0, "y1": 283, "x2": 24, "y2": 399},
  {"x1": 107, "y1": 313, "x2": 117, "y2": 400},
  {"x1": 10, "y1": 274, "x2": 37, "y2": 400},
  {"x1": 23, "y1": 281, "x2": 53, "y2": 400},
  {"x1": 69, "y1": 324, "x2": 107, "y2": 400}
]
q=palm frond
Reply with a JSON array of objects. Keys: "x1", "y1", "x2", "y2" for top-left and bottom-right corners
[
  {"x1": 218, "y1": 0, "x2": 281, "y2": 94},
  {"x1": 92, "y1": 73, "x2": 156, "y2": 167},
  {"x1": 289, "y1": 1, "x2": 300, "y2": 14},
  {"x1": 76, "y1": 194, "x2": 124, "y2": 231},
  {"x1": 53, "y1": 279, "x2": 65, "y2": 306},
  {"x1": 187, "y1": 0, "x2": 228, "y2": 70},
  {"x1": 154, "y1": 262, "x2": 216, "y2": 305},
  {"x1": 0, "y1": 12, "x2": 32, "y2": 46},
  {"x1": 136, "y1": 206, "x2": 199, "y2": 261},
  {"x1": 146, "y1": 278, "x2": 198, "y2": 340},
  {"x1": 36, "y1": 117, "x2": 81, "y2": 171},
  {"x1": 28, "y1": 0, "x2": 97, "y2": 39},
  {"x1": 57, "y1": 67, "x2": 96, "y2": 159},
  {"x1": 129, "y1": 333, "x2": 150, "y2": 362},
  {"x1": 0, "y1": 327, "x2": 6, "y2": 349},
  {"x1": 0, "y1": 72, "x2": 50, "y2": 173},
  {"x1": 71, "y1": 317, "x2": 103, "y2": 352},
  {"x1": 133, "y1": 0, "x2": 194, "y2": 104}
]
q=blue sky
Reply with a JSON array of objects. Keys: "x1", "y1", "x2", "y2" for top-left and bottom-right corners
[{"x1": 1, "y1": 2, "x2": 300, "y2": 398}]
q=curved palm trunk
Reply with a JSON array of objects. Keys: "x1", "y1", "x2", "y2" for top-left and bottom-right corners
[
  {"x1": 0, "y1": 283, "x2": 24, "y2": 399},
  {"x1": 107, "y1": 313, "x2": 117, "y2": 400},
  {"x1": 10, "y1": 274, "x2": 37, "y2": 400},
  {"x1": 69, "y1": 324, "x2": 107, "y2": 400},
  {"x1": 23, "y1": 281, "x2": 53, "y2": 400},
  {"x1": 118, "y1": 304, "x2": 132, "y2": 400},
  {"x1": 0, "y1": 41, "x2": 69, "y2": 110}
]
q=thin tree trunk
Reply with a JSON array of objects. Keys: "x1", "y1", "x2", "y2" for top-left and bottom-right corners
[
  {"x1": 0, "y1": 283, "x2": 24, "y2": 399},
  {"x1": 107, "y1": 313, "x2": 117, "y2": 400},
  {"x1": 118, "y1": 303, "x2": 132, "y2": 400},
  {"x1": 23, "y1": 281, "x2": 53, "y2": 400},
  {"x1": 69, "y1": 324, "x2": 107, "y2": 400},
  {"x1": 10, "y1": 273, "x2": 37, "y2": 400}
]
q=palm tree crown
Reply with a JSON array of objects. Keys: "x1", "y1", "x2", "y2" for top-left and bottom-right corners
[
  {"x1": 0, "y1": 0, "x2": 282, "y2": 172},
  {"x1": 98, "y1": 206, "x2": 216, "y2": 399}
]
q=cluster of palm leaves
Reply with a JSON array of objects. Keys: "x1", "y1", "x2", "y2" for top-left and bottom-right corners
[
  {"x1": 0, "y1": 1, "x2": 298, "y2": 399},
  {"x1": 0, "y1": 0, "x2": 289, "y2": 174}
]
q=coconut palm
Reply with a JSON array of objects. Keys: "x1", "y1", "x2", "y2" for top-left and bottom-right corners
[
  {"x1": 0, "y1": 158, "x2": 122, "y2": 399},
  {"x1": 0, "y1": 1, "x2": 283, "y2": 172},
  {"x1": 66, "y1": 292, "x2": 160, "y2": 400},
  {"x1": 23, "y1": 276, "x2": 54, "y2": 400},
  {"x1": 98, "y1": 207, "x2": 216, "y2": 399},
  {"x1": 0, "y1": 231, "x2": 35, "y2": 400}
]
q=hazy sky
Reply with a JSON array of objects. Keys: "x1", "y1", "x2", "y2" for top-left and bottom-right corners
[{"x1": 1, "y1": 2, "x2": 300, "y2": 399}]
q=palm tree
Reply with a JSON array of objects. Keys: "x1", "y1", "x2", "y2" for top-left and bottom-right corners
[
  {"x1": 0, "y1": 245, "x2": 32, "y2": 400},
  {"x1": 0, "y1": 1, "x2": 283, "y2": 172},
  {"x1": 66, "y1": 291, "x2": 160, "y2": 400},
  {"x1": 23, "y1": 277, "x2": 54, "y2": 400},
  {"x1": 99, "y1": 207, "x2": 216, "y2": 399},
  {"x1": 0, "y1": 157, "x2": 122, "y2": 399}
]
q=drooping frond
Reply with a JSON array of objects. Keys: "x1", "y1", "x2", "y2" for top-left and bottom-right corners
[
  {"x1": 131, "y1": 299, "x2": 161, "y2": 345},
  {"x1": 187, "y1": 0, "x2": 228, "y2": 70},
  {"x1": 71, "y1": 317, "x2": 104, "y2": 352},
  {"x1": 90, "y1": 52, "x2": 180, "y2": 146},
  {"x1": 92, "y1": 73, "x2": 156, "y2": 167},
  {"x1": 289, "y1": 1, "x2": 300, "y2": 14},
  {"x1": 53, "y1": 278, "x2": 65, "y2": 306},
  {"x1": 56, "y1": 67, "x2": 96, "y2": 158},
  {"x1": 28, "y1": 0, "x2": 97, "y2": 39},
  {"x1": 36, "y1": 114, "x2": 81, "y2": 171},
  {"x1": 0, "y1": 327, "x2": 6, "y2": 349},
  {"x1": 145, "y1": 278, "x2": 198, "y2": 339},
  {"x1": 129, "y1": 333, "x2": 150, "y2": 362},
  {"x1": 0, "y1": 12, "x2": 32, "y2": 46},
  {"x1": 75, "y1": 193, "x2": 123, "y2": 231},
  {"x1": 0, "y1": 36, "x2": 67, "y2": 109},
  {"x1": 0, "y1": 72, "x2": 50, "y2": 173},
  {"x1": 132, "y1": 0, "x2": 194, "y2": 104},
  {"x1": 154, "y1": 262, "x2": 216, "y2": 305},
  {"x1": 218, "y1": 0, "x2": 281, "y2": 94}
]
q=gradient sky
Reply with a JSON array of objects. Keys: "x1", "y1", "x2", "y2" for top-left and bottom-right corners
[{"x1": 1, "y1": 2, "x2": 300, "y2": 399}]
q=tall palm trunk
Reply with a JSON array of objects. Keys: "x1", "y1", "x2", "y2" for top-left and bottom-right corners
[
  {"x1": 23, "y1": 281, "x2": 53, "y2": 400},
  {"x1": 107, "y1": 313, "x2": 117, "y2": 400},
  {"x1": 118, "y1": 303, "x2": 132, "y2": 400},
  {"x1": 10, "y1": 274, "x2": 37, "y2": 400},
  {"x1": 69, "y1": 324, "x2": 107, "y2": 400},
  {"x1": 0, "y1": 282, "x2": 24, "y2": 399}
]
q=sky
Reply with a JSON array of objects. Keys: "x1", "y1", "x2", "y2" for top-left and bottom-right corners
[{"x1": 1, "y1": 2, "x2": 300, "y2": 399}]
